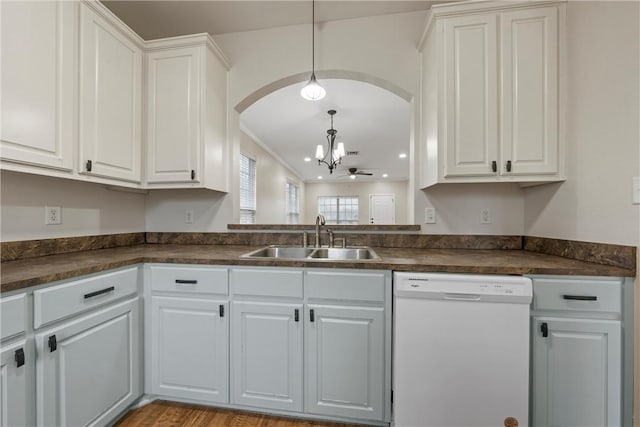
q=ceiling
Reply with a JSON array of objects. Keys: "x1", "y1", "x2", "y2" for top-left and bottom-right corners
[
  {"x1": 103, "y1": 1, "x2": 428, "y2": 183},
  {"x1": 241, "y1": 79, "x2": 410, "y2": 182},
  {"x1": 102, "y1": 1, "x2": 436, "y2": 39}
]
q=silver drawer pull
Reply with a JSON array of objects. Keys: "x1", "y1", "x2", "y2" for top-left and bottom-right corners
[
  {"x1": 562, "y1": 294, "x2": 597, "y2": 301},
  {"x1": 175, "y1": 279, "x2": 198, "y2": 285},
  {"x1": 84, "y1": 286, "x2": 115, "y2": 299}
]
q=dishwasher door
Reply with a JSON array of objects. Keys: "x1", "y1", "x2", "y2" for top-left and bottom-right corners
[{"x1": 393, "y1": 272, "x2": 532, "y2": 427}]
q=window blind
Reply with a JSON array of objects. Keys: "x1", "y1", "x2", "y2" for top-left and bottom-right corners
[
  {"x1": 239, "y1": 154, "x2": 256, "y2": 224},
  {"x1": 286, "y1": 182, "x2": 299, "y2": 224}
]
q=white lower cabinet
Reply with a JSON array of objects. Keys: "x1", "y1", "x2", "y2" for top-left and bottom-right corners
[
  {"x1": 0, "y1": 339, "x2": 32, "y2": 427},
  {"x1": 532, "y1": 317, "x2": 621, "y2": 426},
  {"x1": 231, "y1": 301, "x2": 303, "y2": 412},
  {"x1": 150, "y1": 296, "x2": 228, "y2": 403},
  {"x1": 306, "y1": 304, "x2": 385, "y2": 421},
  {"x1": 530, "y1": 276, "x2": 626, "y2": 427},
  {"x1": 35, "y1": 297, "x2": 141, "y2": 427}
]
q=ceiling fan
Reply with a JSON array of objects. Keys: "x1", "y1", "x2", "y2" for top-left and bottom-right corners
[{"x1": 341, "y1": 167, "x2": 373, "y2": 179}]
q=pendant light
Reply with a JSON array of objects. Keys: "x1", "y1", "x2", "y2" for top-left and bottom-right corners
[{"x1": 300, "y1": 0, "x2": 326, "y2": 101}]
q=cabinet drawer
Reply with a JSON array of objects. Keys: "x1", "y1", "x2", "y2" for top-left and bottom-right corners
[
  {"x1": 1, "y1": 293, "x2": 27, "y2": 340},
  {"x1": 533, "y1": 277, "x2": 622, "y2": 313},
  {"x1": 150, "y1": 265, "x2": 228, "y2": 295},
  {"x1": 305, "y1": 270, "x2": 386, "y2": 303},
  {"x1": 34, "y1": 267, "x2": 138, "y2": 328},
  {"x1": 231, "y1": 268, "x2": 303, "y2": 298}
]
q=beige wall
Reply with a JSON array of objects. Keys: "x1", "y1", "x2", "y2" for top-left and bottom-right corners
[
  {"x1": 240, "y1": 131, "x2": 305, "y2": 224},
  {"x1": 0, "y1": 170, "x2": 146, "y2": 241},
  {"x1": 523, "y1": 1, "x2": 640, "y2": 247},
  {"x1": 304, "y1": 180, "x2": 409, "y2": 224}
]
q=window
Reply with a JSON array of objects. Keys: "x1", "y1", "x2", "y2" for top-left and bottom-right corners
[
  {"x1": 317, "y1": 196, "x2": 359, "y2": 224},
  {"x1": 239, "y1": 154, "x2": 256, "y2": 224},
  {"x1": 286, "y1": 181, "x2": 299, "y2": 224}
]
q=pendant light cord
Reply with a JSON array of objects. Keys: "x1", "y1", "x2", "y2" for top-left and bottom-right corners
[{"x1": 311, "y1": 0, "x2": 315, "y2": 75}]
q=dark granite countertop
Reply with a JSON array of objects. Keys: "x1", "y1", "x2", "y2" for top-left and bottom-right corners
[{"x1": 1, "y1": 244, "x2": 634, "y2": 293}]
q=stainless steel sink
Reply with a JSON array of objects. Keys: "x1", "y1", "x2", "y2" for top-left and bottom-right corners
[
  {"x1": 241, "y1": 246, "x2": 379, "y2": 261},
  {"x1": 308, "y1": 247, "x2": 379, "y2": 260},
  {"x1": 241, "y1": 246, "x2": 315, "y2": 259}
]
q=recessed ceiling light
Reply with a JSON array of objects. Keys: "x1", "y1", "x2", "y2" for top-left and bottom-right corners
[
  {"x1": 399, "y1": 153, "x2": 407, "y2": 159},
  {"x1": 382, "y1": 173, "x2": 389, "y2": 178},
  {"x1": 304, "y1": 157, "x2": 311, "y2": 162},
  {"x1": 317, "y1": 176, "x2": 323, "y2": 180}
]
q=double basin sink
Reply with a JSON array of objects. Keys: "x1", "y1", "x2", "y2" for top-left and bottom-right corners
[{"x1": 241, "y1": 246, "x2": 379, "y2": 261}]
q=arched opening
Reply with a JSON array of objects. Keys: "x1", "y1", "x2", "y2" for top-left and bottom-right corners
[{"x1": 232, "y1": 71, "x2": 416, "y2": 226}]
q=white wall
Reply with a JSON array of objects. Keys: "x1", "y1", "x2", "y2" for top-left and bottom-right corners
[
  {"x1": 304, "y1": 180, "x2": 410, "y2": 224},
  {"x1": 0, "y1": 170, "x2": 146, "y2": 241},
  {"x1": 523, "y1": 1, "x2": 640, "y2": 246},
  {"x1": 240, "y1": 131, "x2": 305, "y2": 223}
]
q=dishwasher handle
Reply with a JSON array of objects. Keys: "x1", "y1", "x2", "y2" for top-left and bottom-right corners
[{"x1": 443, "y1": 293, "x2": 481, "y2": 301}]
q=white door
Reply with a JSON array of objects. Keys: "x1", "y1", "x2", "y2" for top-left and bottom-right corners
[
  {"x1": 306, "y1": 304, "x2": 385, "y2": 421},
  {"x1": 500, "y1": 6, "x2": 559, "y2": 176},
  {"x1": 532, "y1": 317, "x2": 621, "y2": 427},
  {"x1": 146, "y1": 47, "x2": 201, "y2": 184},
  {"x1": 79, "y1": 3, "x2": 142, "y2": 183},
  {"x1": 0, "y1": 0, "x2": 75, "y2": 171},
  {"x1": 443, "y1": 13, "x2": 499, "y2": 177},
  {"x1": 36, "y1": 298, "x2": 141, "y2": 427},
  {"x1": 151, "y1": 296, "x2": 228, "y2": 403},
  {"x1": 231, "y1": 301, "x2": 303, "y2": 412},
  {"x1": 0, "y1": 339, "x2": 31, "y2": 427},
  {"x1": 369, "y1": 194, "x2": 395, "y2": 224}
]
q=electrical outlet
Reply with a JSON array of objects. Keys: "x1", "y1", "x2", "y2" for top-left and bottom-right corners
[
  {"x1": 480, "y1": 208, "x2": 491, "y2": 224},
  {"x1": 185, "y1": 210, "x2": 194, "y2": 224},
  {"x1": 425, "y1": 208, "x2": 436, "y2": 224},
  {"x1": 45, "y1": 206, "x2": 62, "y2": 225}
]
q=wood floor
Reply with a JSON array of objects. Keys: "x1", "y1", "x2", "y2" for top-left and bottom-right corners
[{"x1": 114, "y1": 400, "x2": 369, "y2": 427}]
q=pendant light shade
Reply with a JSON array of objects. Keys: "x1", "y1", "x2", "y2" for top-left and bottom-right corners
[
  {"x1": 301, "y1": 0, "x2": 325, "y2": 101},
  {"x1": 301, "y1": 74, "x2": 326, "y2": 101}
]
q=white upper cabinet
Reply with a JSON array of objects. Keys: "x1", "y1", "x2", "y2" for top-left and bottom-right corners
[
  {"x1": 145, "y1": 35, "x2": 230, "y2": 191},
  {"x1": 443, "y1": 13, "x2": 498, "y2": 178},
  {"x1": 0, "y1": 0, "x2": 75, "y2": 172},
  {"x1": 421, "y1": 1, "x2": 565, "y2": 187},
  {"x1": 78, "y1": 1, "x2": 143, "y2": 183},
  {"x1": 501, "y1": 6, "x2": 559, "y2": 176}
]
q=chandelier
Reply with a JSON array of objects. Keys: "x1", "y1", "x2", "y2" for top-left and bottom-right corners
[{"x1": 315, "y1": 110, "x2": 345, "y2": 174}]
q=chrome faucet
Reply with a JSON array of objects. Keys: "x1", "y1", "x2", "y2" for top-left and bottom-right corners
[{"x1": 314, "y1": 214, "x2": 325, "y2": 247}]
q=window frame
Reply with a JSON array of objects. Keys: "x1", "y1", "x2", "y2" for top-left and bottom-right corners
[{"x1": 317, "y1": 196, "x2": 359, "y2": 225}]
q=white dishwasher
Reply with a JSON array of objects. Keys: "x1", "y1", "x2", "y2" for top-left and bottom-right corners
[{"x1": 393, "y1": 272, "x2": 532, "y2": 427}]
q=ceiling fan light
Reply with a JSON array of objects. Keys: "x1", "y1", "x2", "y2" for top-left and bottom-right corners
[
  {"x1": 315, "y1": 144, "x2": 324, "y2": 160},
  {"x1": 300, "y1": 75, "x2": 326, "y2": 101},
  {"x1": 349, "y1": 174, "x2": 356, "y2": 179}
]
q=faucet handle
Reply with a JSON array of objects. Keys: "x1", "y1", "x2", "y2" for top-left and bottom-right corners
[{"x1": 327, "y1": 229, "x2": 334, "y2": 247}]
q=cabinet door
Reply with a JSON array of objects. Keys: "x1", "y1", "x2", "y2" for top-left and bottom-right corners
[
  {"x1": 532, "y1": 317, "x2": 621, "y2": 427},
  {"x1": 231, "y1": 301, "x2": 303, "y2": 412},
  {"x1": 79, "y1": 3, "x2": 142, "y2": 182},
  {"x1": 306, "y1": 304, "x2": 385, "y2": 421},
  {"x1": 36, "y1": 298, "x2": 141, "y2": 427},
  {"x1": 442, "y1": 13, "x2": 498, "y2": 178},
  {"x1": 501, "y1": 6, "x2": 559, "y2": 176},
  {"x1": 151, "y1": 296, "x2": 228, "y2": 403},
  {"x1": 0, "y1": 0, "x2": 74, "y2": 171},
  {"x1": 146, "y1": 47, "x2": 200, "y2": 184},
  {"x1": 0, "y1": 339, "x2": 32, "y2": 427}
]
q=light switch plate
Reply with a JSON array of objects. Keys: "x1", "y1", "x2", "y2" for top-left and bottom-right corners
[{"x1": 633, "y1": 177, "x2": 640, "y2": 205}]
